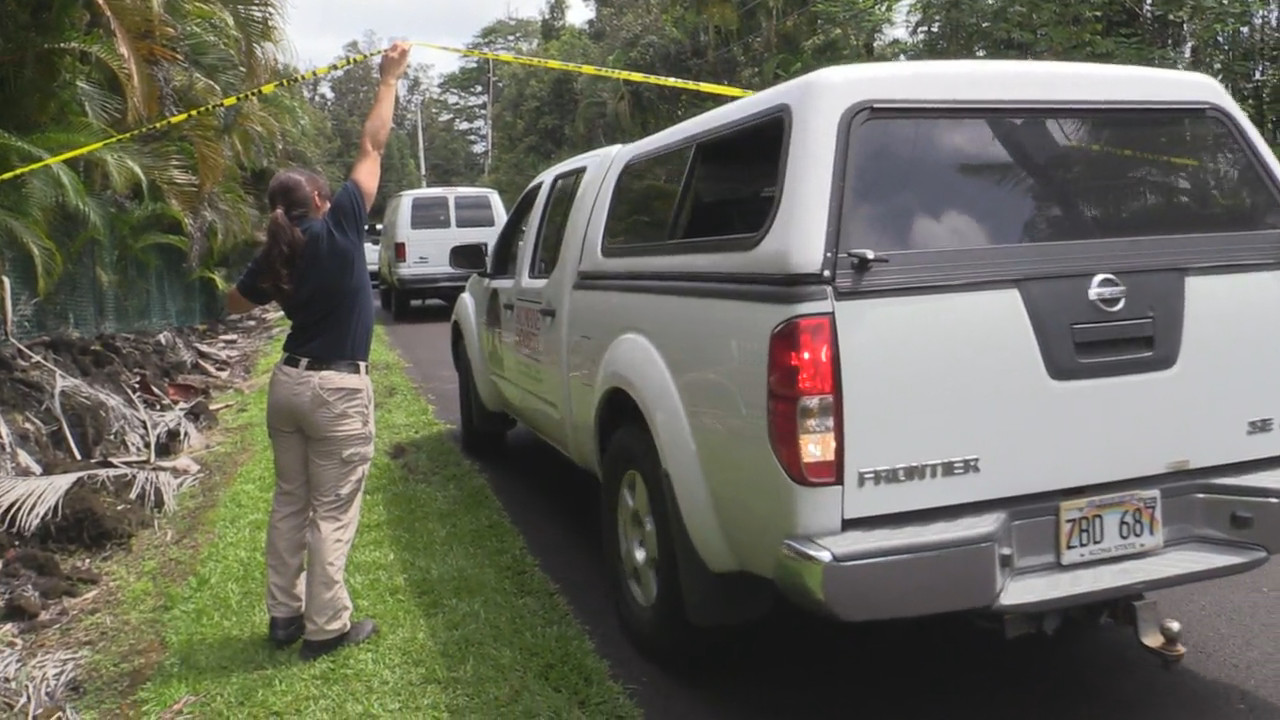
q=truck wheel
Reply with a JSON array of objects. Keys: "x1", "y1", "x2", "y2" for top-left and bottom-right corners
[
  {"x1": 390, "y1": 289, "x2": 410, "y2": 321},
  {"x1": 601, "y1": 423, "x2": 695, "y2": 663},
  {"x1": 379, "y1": 285, "x2": 391, "y2": 312},
  {"x1": 457, "y1": 346, "x2": 510, "y2": 454}
]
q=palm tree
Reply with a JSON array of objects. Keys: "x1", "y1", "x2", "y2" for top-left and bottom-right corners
[{"x1": 0, "y1": 0, "x2": 325, "y2": 304}]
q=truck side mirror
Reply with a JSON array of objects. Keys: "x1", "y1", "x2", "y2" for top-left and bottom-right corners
[{"x1": 450, "y1": 243, "x2": 489, "y2": 274}]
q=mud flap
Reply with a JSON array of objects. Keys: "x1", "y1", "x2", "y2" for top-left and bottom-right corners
[{"x1": 661, "y1": 470, "x2": 775, "y2": 627}]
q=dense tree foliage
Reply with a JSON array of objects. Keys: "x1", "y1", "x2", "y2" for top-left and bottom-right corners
[
  {"x1": 0, "y1": 0, "x2": 335, "y2": 294},
  {"x1": 1, "y1": 0, "x2": 1276, "y2": 302}
]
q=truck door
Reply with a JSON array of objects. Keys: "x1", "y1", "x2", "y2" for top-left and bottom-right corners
[
  {"x1": 478, "y1": 182, "x2": 543, "y2": 407},
  {"x1": 510, "y1": 165, "x2": 589, "y2": 447}
]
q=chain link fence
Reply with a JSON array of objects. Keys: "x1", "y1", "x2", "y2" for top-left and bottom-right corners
[{"x1": 0, "y1": 242, "x2": 221, "y2": 340}]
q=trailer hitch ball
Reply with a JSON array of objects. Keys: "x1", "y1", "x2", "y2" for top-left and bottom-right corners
[{"x1": 1128, "y1": 598, "x2": 1187, "y2": 668}]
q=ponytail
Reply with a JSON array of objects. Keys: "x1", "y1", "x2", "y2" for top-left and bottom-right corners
[
  {"x1": 259, "y1": 167, "x2": 330, "y2": 302},
  {"x1": 258, "y1": 207, "x2": 306, "y2": 302}
]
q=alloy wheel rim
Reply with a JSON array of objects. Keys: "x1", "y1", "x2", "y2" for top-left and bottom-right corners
[{"x1": 617, "y1": 469, "x2": 659, "y2": 608}]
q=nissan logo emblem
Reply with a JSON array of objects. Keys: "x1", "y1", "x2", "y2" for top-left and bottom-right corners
[{"x1": 1087, "y1": 273, "x2": 1127, "y2": 312}]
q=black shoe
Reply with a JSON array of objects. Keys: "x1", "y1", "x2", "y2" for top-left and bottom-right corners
[
  {"x1": 268, "y1": 614, "x2": 304, "y2": 648},
  {"x1": 298, "y1": 619, "x2": 378, "y2": 661}
]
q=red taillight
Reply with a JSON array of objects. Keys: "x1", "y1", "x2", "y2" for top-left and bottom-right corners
[
  {"x1": 767, "y1": 314, "x2": 841, "y2": 486},
  {"x1": 394, "y1": 241, "x2": 406, "y2": 263}
]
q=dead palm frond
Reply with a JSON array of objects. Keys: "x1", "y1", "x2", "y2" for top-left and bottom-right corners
[
  {"x1": 0, "y1": 647, "x2": 84, "y2": 719},
  {"x1": 0, "y1": 467, "x2": 194, "y2": 536},
  {"x1": 0, "y1": 472, "x2": 94, "y2": 536}
]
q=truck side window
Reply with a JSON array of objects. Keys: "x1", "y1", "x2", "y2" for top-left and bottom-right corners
[
  {"x1": 670, "y1": 116, "x2": 786, "y2": 241},
  {"x1": 489, "y1": 183, "x2": 543, "y2": 279},
  {"x1": 602, "y1": 112, "x2": 787, "y2": 253},
  {"x1": 529, "y1": 168, "x2": 586, "y2": 279},
  {"x1": 603, "y1": 148, "x2": 691, "y2": 248}
]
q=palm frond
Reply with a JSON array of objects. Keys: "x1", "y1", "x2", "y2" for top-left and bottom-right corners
[
  {"x1": 0, "y1": 467, "x2": 196, "y2": 537},
  {"x1": 0, "y1": 209, "x2": 63, "y2": 295},
  {"x1": 0, "y1": 472, "x2": 87, "y2": 536},
  {"x1": 131, "y1": 230, "x2": 190, "y2": 251},
  {"x1": 0, "y1": 647, "x2": 85, "y2": 719},
  {"x1": 89, "y1": 0, "x2": 149, "y2": 122},
  {"x1": 193, "y1": 266, "x2": 232, "y2": 292},
  {"x1": 74, "y1": 75, "x2": 127, "y2": 126}
]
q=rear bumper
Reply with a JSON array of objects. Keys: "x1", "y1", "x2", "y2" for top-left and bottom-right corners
[
  {"x1": 388, "y1": 272, "x2": 472, "y2": 293},
  {"x1": 775, "y1": 469, "x2": 1280, "y2": 621}
]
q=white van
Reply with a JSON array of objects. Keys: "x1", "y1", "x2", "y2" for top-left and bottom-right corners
[{"x1": 377, "y1": 186, "x2": 507, "y2": 319}]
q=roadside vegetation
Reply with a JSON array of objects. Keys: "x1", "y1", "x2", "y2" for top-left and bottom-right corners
[{"x1": 76, "y1": 327, "x2": 638, "y2": 718}]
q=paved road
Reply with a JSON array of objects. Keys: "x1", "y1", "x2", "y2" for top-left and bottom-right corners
[{"x1": 381, "y1": 299, "x2": 1280, "y2": 720}]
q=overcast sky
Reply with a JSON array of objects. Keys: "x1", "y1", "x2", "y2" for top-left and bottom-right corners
[{"x1": 279, "y1": 0, "x2": 593, "y2": 75}]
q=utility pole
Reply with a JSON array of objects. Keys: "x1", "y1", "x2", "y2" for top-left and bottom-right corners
[
  {"x1": 485, "y1": 57, "x2": 494, "y2": 177},
  {"x1": 416, "y1": 104, "x2": 428, "y2": 187}
]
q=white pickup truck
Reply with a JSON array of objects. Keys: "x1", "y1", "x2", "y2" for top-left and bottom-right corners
[{"x1": 447, "y1": 59, "x2": 1280, "y2": 666}]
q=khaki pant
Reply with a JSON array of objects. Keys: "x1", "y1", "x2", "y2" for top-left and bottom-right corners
[{"x1": 264, "y1": 361, "x2": 375, "y2": 641}]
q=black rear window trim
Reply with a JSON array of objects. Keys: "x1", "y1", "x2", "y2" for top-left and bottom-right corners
[
  {"x1": 822, "y1": 99, "x2": 1280, "y2": 290},
  {"x1": 831, "y1": 229, "x2": 1280, "y2": 295}
]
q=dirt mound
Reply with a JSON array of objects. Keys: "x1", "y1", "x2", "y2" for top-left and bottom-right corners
[{"x1": 0, "y1": 308, "x2": 280, "y2": 624}]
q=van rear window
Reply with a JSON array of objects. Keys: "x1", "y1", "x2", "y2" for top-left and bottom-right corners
[
  {"x1": 839, "y1": 111, "x2": 1280, "y2": 253},
  {"x1": 455, "y1": 195, "x2": 496, "y2": 228},
  {"x1": 409, "y1": 196, "x2": 451, "y2": 230}
]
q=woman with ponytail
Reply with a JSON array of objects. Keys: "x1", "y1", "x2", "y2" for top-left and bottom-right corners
[{"x1": 225, "y1": 41, "x2": 413, "y2": 662}]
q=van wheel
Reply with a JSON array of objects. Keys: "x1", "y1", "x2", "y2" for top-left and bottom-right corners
[
  {"x1": 602, "y1": 423, "x2": 696, "y2": 663},
  {"x1": 390, "y1": 289, "x2": 410, "y2": 321},
  {"x1": 457, "y1": 345, "x2": 510, "y2": 455},
  {"x1": 379, "y1": 285, "x2": 391, "y2": 312}
]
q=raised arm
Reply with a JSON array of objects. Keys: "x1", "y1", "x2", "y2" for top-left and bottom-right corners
[{"x1": 349, "y1": 42, "x2": 412, "y2": 212}]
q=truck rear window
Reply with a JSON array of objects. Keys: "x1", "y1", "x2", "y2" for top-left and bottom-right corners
[
  {"x1": 455, "y1": 195, "x2": 496, "y2": 228},
  {"x1": 839, "y1": 110, "x2": 1280, "y2": 253},
  {"x1": 410, "y1": 196, "x2": 451, "y2": 230}
]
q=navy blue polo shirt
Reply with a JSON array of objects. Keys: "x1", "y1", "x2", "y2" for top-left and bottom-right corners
[{"x1": 235, "y1": 179, "x2": 374, "y2": 363}]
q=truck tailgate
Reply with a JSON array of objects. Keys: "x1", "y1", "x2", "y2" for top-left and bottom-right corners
[{"x1": 837, "y1": 269, "x2": 1280, "y2": 520}]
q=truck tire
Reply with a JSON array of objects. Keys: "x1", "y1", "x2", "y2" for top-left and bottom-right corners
[
  {"x1": 601, "y1": 423, "x2": 697, "y2": 663},
  {"x1": 379, "y1": 285, "x2": 392, "y2": 312},
  {"x1": 457, "y1": 345, "x2": 510, "y2": 455}
]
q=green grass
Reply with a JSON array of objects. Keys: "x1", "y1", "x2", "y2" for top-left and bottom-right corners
[{"x1": 84, "y1": 326, "x2": 638, "y2": 719}]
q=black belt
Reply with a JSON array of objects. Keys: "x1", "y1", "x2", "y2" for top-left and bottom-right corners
[{"x1": 282, "y1": 353, "x2": 369, "y2": 375}]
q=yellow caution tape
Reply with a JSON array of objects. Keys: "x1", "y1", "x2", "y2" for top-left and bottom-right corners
[
  {"x1": 0, "y1": 40, "x2": 1201, "y2": 184},
  {"x1": 1, "y1": 43, "x2": 751, "y2": 184},
  {"x1": 0, "y1": 49, "x2": 387, "y2": 184},
  {"x1": 413, "y1": 42, "x2": 753, "y2": 99},
  {"x1": 1070, "y1": 142, "x2": 1201, "y2": 167}
]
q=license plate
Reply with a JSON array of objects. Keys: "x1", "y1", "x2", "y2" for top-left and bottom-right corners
[{"x1": 1058, "y1": 489, "x2": 1163, "y2": 566}]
